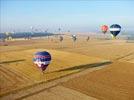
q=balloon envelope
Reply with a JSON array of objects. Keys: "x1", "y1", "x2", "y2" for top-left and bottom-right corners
[
  {"x1": 59, "y1": 36, "x2": 63, "y2": 42},
  {"x1": 109, "y1": 24, "x2": 121, "y2": 38},
  {"x1": 101, "y1": 25, "x2": 108, "y2": 34},
  {"x1": 33, "y1": 51, "x2": 51, "y2": 71},
  {"x1": 72, "y1": 35, "x2": 77, "y2": 42},
  {"x1": 86, "y1": 36, "x2": 90, "y2": 41}
]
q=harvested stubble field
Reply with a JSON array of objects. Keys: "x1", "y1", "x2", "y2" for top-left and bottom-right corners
[{"x1": 0, "y1": 36, "x2": 134, "y2": 100}]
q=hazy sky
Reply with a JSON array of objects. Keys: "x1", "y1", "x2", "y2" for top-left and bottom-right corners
[{"x1": 0, "y1": 0, "x2": 134, "y2": 33}]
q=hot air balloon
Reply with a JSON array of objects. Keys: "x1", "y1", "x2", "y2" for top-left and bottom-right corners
[
  {"x1": 101, "y1": 25, "x2": 108, "y2": 34},
  {"x1": 109, "y1": 24, "x2": 121, "y2": 39},
  {"x1": 86, "y1": 36, "x2": 90, "y2": 41},
  {"x1": 59, "y1": 36, "x2": 63, "y2": 42},
  {"x1": 33, "y1": 51, "x2": 51, "y2": 72},
  {"x1": 72, "y1": 35, "x2": 77, "y2": 42}
]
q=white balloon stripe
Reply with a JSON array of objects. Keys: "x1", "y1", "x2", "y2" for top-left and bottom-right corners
[
  {"x1": 34, "y1": 61, "x2": 50, "y2": 67},
  {"x1": 109, "y1": 28, "x2": 121, "y2": 31}
]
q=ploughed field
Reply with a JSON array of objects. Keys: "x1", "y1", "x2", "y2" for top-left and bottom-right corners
[{"x1": 0, "y1": 36, "x2": 134, "y2": 100}]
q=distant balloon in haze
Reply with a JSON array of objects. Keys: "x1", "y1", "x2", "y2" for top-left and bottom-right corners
[
  {"x1": 68, "y1": 30, "x2": 70, "y2": 32},
  {"x1": 58, "y1": 28, "x2": 61, "y2": 32},
  {"x1": 59, "y1": 36, "x2": 63, "y2": 42},
  {"x1": 72, "y1": 35, "x2": 77, "y2": 42},
  {"x1": 45, "y1": 29, "x2": 48, "y2": 33},
  {"x1": 30, "y1": 26, "x2": 33, "y2": 30},
  {"x1": 101, "y1": 25, "x2": 108, "y2": 34},
  {"x1": 86, "y1": 36, "x2": 90, "y2": 41},
  {"x1": 109, "y1": 24, "x2": 121, "y2": 38},
  {"x1": 33, "y1": 51, "x2": 51, "y2": 72}
]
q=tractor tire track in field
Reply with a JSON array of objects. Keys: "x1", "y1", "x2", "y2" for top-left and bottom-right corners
[
  {"x1": 114, "y1": 52, "x2": 134, "y2": 62},
  {"x1": 0, "y1": 65, "x2": 32, "y2": 95},
  {"x1": 0, "y1": 66, "x2": 30, "y2": 83},
  {"x1": 1, "y1": 65, "x2": 32, "y2": 82},
  {"x1": 0, "y1": 68, "x2": 15, "y2": 83},
  {"x1": 0, "y1": 59, "x2": 25, "y2": 64},
  {"x1": 0, "y1": 61, "x2": 111, "y2": 100}
]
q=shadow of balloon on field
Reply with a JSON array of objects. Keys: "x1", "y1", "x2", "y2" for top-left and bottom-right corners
[
  {"x1": 0, "y1": 59, "x2": 25, "y2": 64},
  {"x1": 45, "y1": 61, "x2": 112, "y2": 74}
]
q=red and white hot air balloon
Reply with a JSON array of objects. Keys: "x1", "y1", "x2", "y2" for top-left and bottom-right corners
[{"x1": 101, "y1": 25, "x2": 108, "y2": 34}]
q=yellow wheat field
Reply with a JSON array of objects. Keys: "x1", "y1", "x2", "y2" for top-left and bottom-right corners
[{"x1": 0, "y1": 36, "x2": 134, "y2": 99}]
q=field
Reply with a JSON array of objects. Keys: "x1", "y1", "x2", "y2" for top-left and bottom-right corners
[{"x1": 0, "y1": 35, "x2": 134, "y2": 100}]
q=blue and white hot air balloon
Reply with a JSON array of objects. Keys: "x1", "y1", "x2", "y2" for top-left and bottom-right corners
[
  {"x1": 33, "y1": 51, "x2": 51, "y2": 72},
  {"x1": 109, "y1": 24, "x2": 121, "y2": 39}
]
